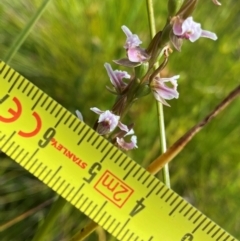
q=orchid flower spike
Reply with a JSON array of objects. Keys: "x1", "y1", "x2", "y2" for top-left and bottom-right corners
[
  {"x1": 116, "y1": 129, "x2": 138, "y2": 151},
  {"x1": 173, "y1": 17, "x2": 217, "y2": 42},
  {"x1": 150, "y1": 75, "x2": 180, "y2": 107},
  {"x1": 104, "y1": 63, "x2": 130, "y2": 94},
  {"x1": 121, "y1": 25, "x2": 150, "y2": 63},
  {"x1": 212, "y1": 0, "x2": 221, "y2": 6},
  {"x1": 90, "y1": 107, "x2": 129, "y2": 135}
]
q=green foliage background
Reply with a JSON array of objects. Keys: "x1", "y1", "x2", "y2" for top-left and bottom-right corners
[{"x1": 0, "y1": 0, "x2": 240, "y2": 240}]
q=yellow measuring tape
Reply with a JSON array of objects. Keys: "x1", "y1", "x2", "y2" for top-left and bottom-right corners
[{"x1": 0, "y1": 60, "x2": 237, "y2": 241}]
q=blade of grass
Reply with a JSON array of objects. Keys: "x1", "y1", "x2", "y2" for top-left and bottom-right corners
[{"x1": 4, "y1": 0, "x2": 52, "y2": 64}]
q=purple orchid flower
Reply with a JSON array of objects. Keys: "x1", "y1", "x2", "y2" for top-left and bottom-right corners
[
  {"x1": 116, "y1": 129, "x2": 138, "y2": 151},
  {"x1": 150, "y1": 75, "x2": 180, "y2": 107},
  {"x1": 121, "y1": 25, "x2": 150, "y2": 63},
  {"x1": 104, "y1": 63, "x2": 130, "y2": 94},
  {"x1": 90, "y1": 107, "x2": 128, "y2": 135},
  {"x1": 173, "y1": 17, "x2": 217, "y2": 42}
]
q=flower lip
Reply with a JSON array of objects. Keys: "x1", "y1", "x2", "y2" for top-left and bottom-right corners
[{"x1": 172, "y1": 16, "x2": 217, "y2": 42}]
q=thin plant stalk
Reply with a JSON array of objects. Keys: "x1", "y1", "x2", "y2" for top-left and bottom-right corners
[
  {"x1": 147, "y1": 85, "x2": 240, "y2": 174},
  {"x1": 4, "y1": 0, "x2": 52, "y2": 64},
  {"x1": 32, "y1": 197, "x2": 66, "y2": 241},
  {"x1": 146, "y1": 0, "x2": 171, "y2": 187}
]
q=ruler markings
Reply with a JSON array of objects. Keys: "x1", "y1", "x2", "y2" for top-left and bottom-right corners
[
  {"x1": 100, "y1": 145, "x2": 114, "y2": 163},
  {"x1": 123, "y1": 162, "x2": 137, "y2": 180},
  {"x1": 0, "y1": 62, "x2": 7, "y2": 74},
  {"x1": 126, "y1": 232, "x2": 134, "y2": 241},
  {"x1": 31, "y1": 87, "x2": 39, "y2": 100},
  {"x1": 189, "y1": 210, "x2": 198, "y2": 221},
  {"x1": 45, "y1": 99, "x2": 53, "y2": 111},
  {"x1": 121, "y1": 229, "x2": 129, "y2": 241},
  {"x1": 42, "y1": 169, "x2": 52, "y2": 182},
  {"x1": 137, "y1": 169, "x2": 146, "y2": 181},
  {"x1": 146, "y1": 181, "x2": 159, "y2": 198},
  {"x1": 142, "y1": 173, "x2": 151, "y2": 185},
  {"x1": 118, "y1": 155, "x2": 127, "y2": 166},
  {"x1": 17, "y1": 78, "x2": 25, "y2": 89},
  {"x1": 114, "y1": 152, "x2": 123, "y2": 164},
  {"x1": 63, "y1": 112, "x2": 72, "y2": 125},
  {"x1": 8, "y1": 74, "x2": 20, "y2": 93},
  {"x1": 110, "y1": 149, "x2": 118, "y2": 160},
  {"x1": 37, "y1": 166, "x2": 47, "y2": 179},
  {"x1": 148, "y1": 236, "x2": 154, "y2": 241},
  {"x1": 207, "y1": 223, "x2": 217, "y2": 234},
  {"x1": 60, "y1": 183, "x2": 70, "y2": 196},
  {"x1": 69, "y1": 117, "x2": 77, "y2": 128},
  {"x1": 0, "y1": 131, "x2": 16, "y2": 149},
  {"x1": 54, "y1": 106, "x2": 63, "y2": 118},
  {"x1": 202, "y1": 220, "x2": 212, "y2": 231},
  {"x1": 4, "y1": 141, "x2": 15, "y2": 153},
  {"x1": 216, "y1": 231, "x2": 226, "y2": 241},
  {"x1": 96, "y1": 137, "x2": 104, "y2": 149},
  {"x1": 55, "y1": 109, "x2": 68, "y2": 127},
  {"x1": 102, "y1": 214, "x2": 112, "y2": 228},
  {"x1": 77, "y1": 124, "x2": 87, "y2": 136},
  {"x1": 32, "y1": 92, "x2": 44, "y2": 110},
  {"x1": 107, "y1": 218, "x2": 116, "y2": 231},
  {"x1": 223, "y1": 235, "x2": 230, "y2": 241},
  {"x1": 91, "y1": 133, "x2": 100, "y2": 146},
  {"x1": 9, "y1": 144, "x2": 19, "y2": 156},
  {"x1": 179, "y1": 202, "x2": 188, "y2": 213},
  {"x1": 28, "y1": 158, "x2": 38, "y2": 171},
  {"x1": 100, "y1": 141, "x2": 110, "y2": 153},
  {"x1": 23, "y1": 149, "x2": 39, "y2": 166},
  {"x1": 79, "y1": 196, "x2": 89, "y2": 210},
  {"x1": 160, "y1": 188, "x2": 170, "y2": 199},
  {"x1": 51, "y1": 176, "x2": 61, "y2": 190},
  {"x1": 132, "y1": 165, "x2": 142, "y2": 178},
  {"x1": 73, "y1": 121, "x2": 81, "y2": 132},
  {"x1": 97, "y1": 211, "x2": 107, "y2": 224},
  {"x1": 70, "y1": 183, "x2": 85, "y2": 204},
  {"x1": 50, "y1": 102, "x2": 58, "y2": 115},
  {"x1": 92, "y1": 201, "x2": 107, "y2": 220},
  {"x1": 87, "y1": 131, "x2": 95, "y2": 142},
  {"x1": 3, "y1": 66, "x2": 11, "y2": 79},
  {"x1": 55, "y1": 179, "x2": 66, "y2": 192},
  {"x1": 40, "y1": 95, "x2": 49, "y2": 107},
  {"x1": 169, "y1": 195, "x2": 179, "y2": 205},
  {"x1": 83, "y1": 199, "x2": 93, "y2": 213},
  {"x1": 7, "y1": 70, "x2": 16, "y2": 83},
  {"x1": 0, "y1": 134, "x2": 5, "y2": 142},
  {"x1": 212, "y1": 227, "x2": 221, "y2": 238},
  {"x1": 22, "y1": 81, "x2": 30, "y2": 93},
  {"x1": 193, "y1": 213, "x2": 203, "y2": 224},
  {"x1": 88, "y1": 204, "x2": 98, "y2": 217},
  {"x1": 184, "y1": 206, "x2": 193, "y2": 217},
  {"x1": 75, "y1": 193, "x2": 85, "y2": 208},
  {"x1": 192, "y1": 216, "x2": 207, "y2": 233},
  {"x1": 77, "y1": 128, "x2": 91, "y2": 145},
  {"x1": 123, "y1": 158, "x2": 132, "y2": 170},
  {"x1": 27, "y1": 85, "x2": 35, "y2": 97},
  {"x1": 155, "y1": 184, "x2": 165, "y2": 195},
  {"x1": 65, "y1": 186, "x2": 75, "y2": 200},
  {"x1": 115, "y1": 218, "x2": 130, "y2": 239},
  {"x1": 165, "y1": 192, "x2": 175, "y2": 203},
  {"x1": 134, "y1": 235, "x2": 139, "y2": 241},
  {"x1": 169, "y1": 199, "x2": 184, "y2": 216},
  {"x1": 112, "y1": 221, "x2": 121, "y2": 235},
  {"x1": 46, "y1": 166, "x2": 62, "y2": 185}
]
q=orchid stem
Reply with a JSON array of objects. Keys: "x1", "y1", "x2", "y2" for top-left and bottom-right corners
[{"x1": 146, "y1": 0, "x2": 171, "y2": 188}]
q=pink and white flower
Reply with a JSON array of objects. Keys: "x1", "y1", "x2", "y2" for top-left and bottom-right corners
[
  {"x1": 104, "y1": 63, "x2": 130, "y2": 94},
  {"x1": 90, "y1": 107, "x2": 128, "y2": 135},
  {"x1": 122, "y1": 25, "x2": 150, "y2": 63},
  {"x1": 116, "y1": 129, "x2": 138, "y2": 151},
  {"x1": 173, "y1": 17, "x2": 217, "y2": 42},
  {"x1": 150, "y1": 75, "x2": 180, "y2": 106}
]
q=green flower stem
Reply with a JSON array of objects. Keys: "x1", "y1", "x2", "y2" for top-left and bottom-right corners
[
  {"x1": 32, "y1": 196, "x2": 66, "y2": 241},
  {"x1": 146, "y1": 0, "x2": 171, "y2": 188},
  {"x1": 4, "y1": 0, "x2": 52, "y2": 64}
]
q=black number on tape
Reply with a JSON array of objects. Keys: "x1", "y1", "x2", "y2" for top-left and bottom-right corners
[{"x1": 38, "y1": 127, "x2": 56, "y2": 148}]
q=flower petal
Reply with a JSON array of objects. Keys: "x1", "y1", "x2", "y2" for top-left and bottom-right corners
[
  {"x1": 212, "y1": 0, "x2": 221, "y2": 6},
  {"x1": 201, "y1": 30, "x2": 218, "y2": 41},
  {"x1": 116, "y1": 135, "x2": 138, "y2": 150},
  {"x1": 75, "y1": 110, "x2": 83, "y2": 121},
  {"x1": 122, "y1": 25, "x2": 142, "y2": 49}
]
